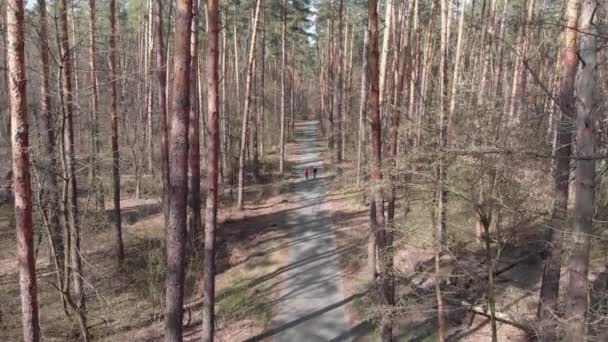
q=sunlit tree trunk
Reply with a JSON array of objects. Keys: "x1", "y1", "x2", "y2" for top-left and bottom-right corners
[
  {"x1": 188, "y1": 0, "x2": 201, "y2": 239},
  {"x1": 367, "y1": 1, "x2": 390, "y2": 340},
  {"x1": 7, "y1": 1, "x2": 41, "y2": 340},
  {"x1": 356, "y1": 30, "x2": 368, "y2": 189},
  {"x1": 565, "y1": 1, "x2": 597, "y2": 340},
  {"x1": 109, "y1": 0, "x2": 124, "y2": 265},
  {"x1": 202, "y1": 0, "x2": 220, "y2": 340},
  {"x1": 236, "y1": 0, "x2": 263, "y2": 210},
  {"x1": 538, "y1": 0, "x2": 578, "y2": 324},
  {"x1": 508, "y1": 0, "x2": 535, "y2": 123},
  {"x1": 155, "y1": 0, "x2": 170, "y2": 227},
  {"x1": 146, "y1": 0, "x2": 155, "y2": 174},
  {"x1": 164, "y1": 0, "x2": 192, "y2": 341},
  {"x1": 220, "y1": 10, "x2": 229, "y2": 185},
  {"x1": 88, "y1": 0, "x2": 104, "y2": 210},
  {"x1": 333, "y1": 0, "x2": 344, "y2": 162},
  {"x1": 259, "y1": 7, "x2": 266, "y2": 158},
  {"x1": 58, "y1": 0, "x2": 89, "y2": 338},
  {"x1": 38, "y1": 0, "x2": 65, "y2": 304},
  {"x1": 435, "y1": 0, "x2": 449, "y2": 340},
  {"x1": 379, "y1": 0, "x2": 393, "y2": 119},
  {"x1": 279, "y1": 0, "x2": 287, "y2": 175}
]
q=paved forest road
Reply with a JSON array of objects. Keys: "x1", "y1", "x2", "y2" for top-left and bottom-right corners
[{"x1": 270, "y1": 121, "x2": 352, "y2": 341}]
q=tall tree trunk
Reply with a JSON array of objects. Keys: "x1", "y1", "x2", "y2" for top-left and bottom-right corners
[
  {"x1": 233, "y1": 3, "x2": 241, "y2": 120},
  {"x1": 146, "y1": 0, "x2": 154, "y2": 174},
  {"x1": 565, "y1": 1, "x2": 597, "y2": 340},
  {"x1": 164, "y1": 0, "x2": 192, "y2": 341},
  {"x1": 435, "y1": 0, "x2": 449, "y2": 340},
  {"x1": 88, "y1": 0, "x2": 104, "y2": 211},
  {"x1": 188, "y1": 0, "x2": 201, "y2": 240},
  {"x1": 537, "y1": 0, "x2": 578, "y2": 324},
  {"x1": 58, "y1": 0, "x2": 89, "y2": 338},
  {"x1": 109, "y1": 0, "x2": 124, "y2": 265},
  {"x1": 259, "y1": 7, "x2": 266, "y2": 158},
  {"x1": 220, "y1": 10, "x2": 229, "y2": 185},
  {"x1": 202, "y1": 1, "x2": 220, "y2": 340},
  {"x1": 279, "y1": 0, "x2": 287, "y2": 175},
  {"x1": 38, "y1": 0, "x2": 65, "y2": 303},
  {"x1": 70, "y1": 5, "x2": 82, "y2": 154},
  {"x1": 508, "y1": 0, "x2": 535, "y2": 123},
  {"x1": 155, "y1": 0, "x2": 170, "y2": 228},
  {"x1": 448, "y1": 0, "x2": 465, "y2": 141},
  {"x1": 333, "y1": 0, "x2": 344, "y2": 162},
  {"x1": 367, "y1": 1, "x2": 390, "y2": 340},
  {"x1": 7, "y1": 1, "x2": 41, "y2": 340},
  {"x1": 408, "y1": 0, "x2": 419, "y2": 148},
  {"x1": 379, "y1": 0, "x2": 393, "y2": 119},
  {"x1": 356, "y1": 30, "x2": 368, "y2": 189},
  {"x1": 326, "y1": 14, "x2": 335, "y2": 151},
  {"x1": 236, "y1": 0, "x2": 262, "y2": 210}
]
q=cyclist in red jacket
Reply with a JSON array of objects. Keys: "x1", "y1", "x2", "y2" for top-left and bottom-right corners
[{"x1": 304, "y1": 167, "x2": 309, "y2": 180}]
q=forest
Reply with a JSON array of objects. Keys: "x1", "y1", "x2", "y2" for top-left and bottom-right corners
[{"x1": 1, "y1": 0, "x2": 607, "y2": 341}]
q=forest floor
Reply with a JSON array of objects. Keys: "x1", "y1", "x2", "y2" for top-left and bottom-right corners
[
  {"x1": 0, "y1": 121, "x2": 332, "y2": 341},
  {"x1": 325, "y1": 163, "x2": 608, "y2": 341},
  {"x1": 3, "y1": 119, "x2": 608, "y2": 341}
]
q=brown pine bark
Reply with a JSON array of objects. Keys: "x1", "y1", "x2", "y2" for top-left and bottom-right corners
[
  {"x1": 220, "y1": 10, "x2": 229, "y2": 185},
  {"x1": 435, "y1": 0, "x2": 449, "y2": 340},
  {"x1": 7, "y1": 1, "x2": 41, "y2": 340},
  {"x1": 508, "y1": 0, "x2": 535, "y2": 123},
  {"x1": 565, "y1": 1, "x2": 597, "y2": 340},
  {"x1": 37, "y1": 0, "x2": 65, "y2": 300},
  {"x1": 279, "y1": 0, "x2": 287, "y2": 175},
  {"x1": 356, "y1": 30, "x2": 368, "y2": 189},
  {"x1": 378, "y1": 0, "x2": 393, "y2": 117},
  {"x1": 333, "y1": 0, "x2": 344, "y2": 162},
  {"x1": 88, "y1": 0, "x2": 104, "y2": 211},
  {"x1": 164, "y1": 0, "x2": 192, "y2": 341},
  {"x1": 236, "y1": 0, "x2": 263, "y2": 210},
  {"x1": 109, "y1": 0, "x2": 124, "y2": 264},
  {"x1": 367, "y1": 1, "x2": 390, "y2": 340},
  {"x1": 146, "y1": 0, "x2": 154, "y2": 174},
  {"x1": 537, "y1": 0, "x2": 578, "y2": 323},
  {"x1": 202, "y1": 0, "x2": 220, "y2": 339},
  {"x1": 188, "y1": 0, "x2": 201, "y2": 239},
  {"x1": 259, "y1": 7, "x2": 266, "y2": 158},
  {"x1": 155, "y1": 0, "x2": 170, "y2": 225},
  {"x1": 58, "y1": 0, "x2": 88, "y2": 338}
]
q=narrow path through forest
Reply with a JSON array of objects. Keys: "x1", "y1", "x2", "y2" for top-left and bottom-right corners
[{"x1": 268, "y1": 120, "x2": 352, "y2": 341}]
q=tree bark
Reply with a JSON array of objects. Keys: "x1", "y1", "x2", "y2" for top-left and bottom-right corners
[
  {"x1": 435, "y1": 0, "x2": 449, "y2": 340},
  {"x1": 507, "y1": 0, "x2": 535, "y2": 123},
  {"x1": 379, "y1": 0, "x2": 393, "y2": 119},
  {"x1": 58, "y1": 0, "x2": 88, "y2": 338},
  {"x1": 88, "y1": 0, "x2": 104, "y2": 211},
  {"x1": 220, "y1": 10, "x2": 229, "y2": 186},
  {"x1": 356, "y1": 30, "x2": 368, "y2": 189},
  {"x1": 156, "y1": 0, "x2": 170, "y2": 226},
  {"x1": 188, "y1": 0, "x2": 201, "y2": 240},
  {"x1": 236, "y1": 0, "x2": 263, "y2": 210},
  {"x1": 202, "y1": 1, "x2": 220, "y2": 340},
  {"x1": 367, "y1": 1, "x2": 390, "y2": 340},
  {"x1": 279, "y1": 0, "x2": 287, "y2": 175},
  {"x1": 164, "y1": 0, "x2": 192, "y2": 341},
  {"x1": 537, "y1": 0, "x2": 578, "y2": 324},
  {"x1": 109, "y1": 0, "x2": 124, "y2": 264},
  {"x1": 7, "y1": 1, "x2": 41, "y2": 340},
  {"x1": 333, "y1": 0, "x2": 344, "y2": 162},
  {"x1": 38, "y1": 0, "x2": 65, "y2": 302},
  {"x1": 565, "y1": 1, "x2": 597, "y2": 340}
]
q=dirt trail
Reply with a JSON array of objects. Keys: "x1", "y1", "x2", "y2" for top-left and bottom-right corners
[{"x1": 268, "y1": 121, "x2": 352, "y2": 341}]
